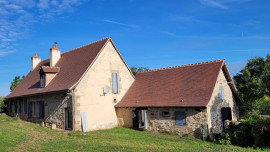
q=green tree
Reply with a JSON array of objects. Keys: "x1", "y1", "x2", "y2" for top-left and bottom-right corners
[
  {"x1": 10, "y1": 76, "x2": 25, "y2": 92},
  {"x1": 0, "y1": 97, "x2": 7, "y2": 113},
  {"x1": 130, "y1": 67, "x2": 150, "y2": 75},
  {"x1": 233, "y1": 55, "x2": 270, "y2": 117}
]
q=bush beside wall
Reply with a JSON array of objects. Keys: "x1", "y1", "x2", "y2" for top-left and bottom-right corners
[
  {"x1": 217, "y1": 117, "x2": 270, "y2": 148},
  {"x1": 0, "y1": 97, "x2": 7, "y2": 113}
]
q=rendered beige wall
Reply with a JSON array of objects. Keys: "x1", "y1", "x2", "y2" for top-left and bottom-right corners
[
  {"x1": 74, "y1": 41, "x2": 134, "y2": 131},
  {"x1": 117, "y1": 108, "x2": 135, "y2": 128},
  {"x1": 207, "y1": 69, "x2": 239, "y2": 134},
  {"x1": 45, "y1": 73, "x2": 56, "y2": 86}
]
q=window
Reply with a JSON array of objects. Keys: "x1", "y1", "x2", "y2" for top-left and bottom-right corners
[
  {"x1": 23, "y1": 99, "x2": 27, "y2": 114},
  {"x1": 28, "y1": 102, "x2": 32, "y2": 118},
  {"x1": 40, "y1": 74, "x2": 45, "y2": 87},
  {"x1": 31, "y1": 101, "x2": 44, "y2": 118},
  {"x1": 162, "y1": 112, "x2": 170, "y2": 117},
  {"x1": 39, "y1": 101, "x2": 44, "y2": 118},
  {"x1": 32, "y1": 102, "x2": 39, "y2": 117},
  {"x1": 219, "y1": 86, "x2": 225, "y2": 102},
  {"x1": 175, "y1": 112, "x2": 186, "y2": 126},
  {"x1": 112, "y1": 73, "x2": 119, "y2": 94}
]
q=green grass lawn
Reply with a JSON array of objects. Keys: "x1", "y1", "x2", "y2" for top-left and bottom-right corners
[{"x1": 0, "y1": 114, "x2": 267, "y2": 152}]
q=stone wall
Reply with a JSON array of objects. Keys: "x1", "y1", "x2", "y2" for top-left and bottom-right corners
[
  {"x1": 147, "y1": 108, "x2": 207, "y2": 138},
  {"x1": 117, "y1": 107, "x2": 208, "y2": 138},
  {"x1": 8, "y1": 92, "x2": 72, "y2": 130},
  {"x1": 207, "y1": 68, "x2": 239, "y2": 135}
]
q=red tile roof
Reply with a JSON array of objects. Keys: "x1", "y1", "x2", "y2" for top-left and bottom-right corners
[
  {"x1": 116, "y1": 60, "x2": 225, "y2": 108},
  {"x1": 41, "y1": 66, "x2": 60, "y2": 73},
  {"x1": 7, "y1": 37, "x2": 110, "y2": 98}
]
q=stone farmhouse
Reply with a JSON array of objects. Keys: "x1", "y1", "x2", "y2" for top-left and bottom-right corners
[{"x1": 6, "y1": 37, "x2": 239, "y2": 138}]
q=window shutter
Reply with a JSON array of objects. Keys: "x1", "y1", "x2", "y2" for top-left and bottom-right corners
[
  {"x1": 24, "y1": 100, "x2": 27, "y2": 114},
  {"x1": 219, "y1": 86, "x2": 225, "y2": 102},
  {"x1": 15, "y1": 101, "x2": 17, "y2": 113},
  {"x1": 175, "y1": 112, "x2": 186, "y2": 126},
  {"x1": 112, "y1": 73, "x2": 119, "y2": 94},
  {"x1": 19, "y1": 101, "x2": 21, "y2": 113},
  {"x1": 39, "y1": 101, "x2": 44, "y2": 118},
  {"x1": 28, "y1": 102, "x2": 32, "y2": 118}
]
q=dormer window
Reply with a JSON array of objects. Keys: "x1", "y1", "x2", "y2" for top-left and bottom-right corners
[
  {"x1": 39, "y1": 66, "x2": 60, "y2": 88},
  {"x1": 40, "y1": 74, "x2": 45, "y2": 88}
]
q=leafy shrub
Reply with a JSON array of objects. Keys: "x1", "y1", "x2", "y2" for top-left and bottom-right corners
[
  {"x1": 0, "y1": 97, "x2": 7, "y2": 113},
  {"x1": 214, "y1": 133, "x2": 231, "y2": 145},
  {"x1": 228, "y1": 117, "x2": 270, "y2": 148}
]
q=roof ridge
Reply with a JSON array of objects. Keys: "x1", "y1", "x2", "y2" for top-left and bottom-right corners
[
  {"x1": 138, "y1": 59, "x2": 225, "y2": 74},
  {"x1": 61, "y1": 37, "x2": 111, "y2": 55},
  {"x1": 39, "y1": 37, "x2": 111, "y2": 62}
]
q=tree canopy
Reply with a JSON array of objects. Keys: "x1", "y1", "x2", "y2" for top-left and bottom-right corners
[
  {"x1": 130, "y1": 67, "x2": 150, "y2": 75},
  {"x1": 10, "y1": 76, "x2": 25, "y2": 92},
  {"x1": 233, "y1": 55, "x2": 270, "y2": 117}
]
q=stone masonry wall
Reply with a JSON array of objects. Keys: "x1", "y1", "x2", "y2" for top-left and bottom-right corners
[
  {"x1": 147, "y1": 108, "x2": 207, "y2": 138},
  {"x1": 8, "y1": 92, "x2": 72, "y2": 130},
  {"x1": 207, "y1": 69, "x2": 239, "y2": 135}
]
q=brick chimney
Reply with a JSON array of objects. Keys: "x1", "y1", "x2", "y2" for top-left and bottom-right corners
[
  {"x1": 50, "y1": 43, "x2": 61, "y2": 67},
  {"x1": 31, "y1": 53, "x2": 41, "y2": 71}
]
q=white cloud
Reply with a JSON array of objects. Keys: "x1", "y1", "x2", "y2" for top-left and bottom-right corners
[
  {"x1": 0, "y1": 51, "x2": 15, "y2": 56},
  {"x1": 199, "y1": 0, "x2": 228, "y2": 9},
  {"x1": 38, "y1": 0, "x2": 50, "y2": 9},
  {"x1": 160, "y1": 31, "x2": 175, "y2": 36},
  {"x1": 102, "y1": 19, "x2": 139, "y2": 28},
  {"x1": 0, "y1": 0, "x2": 87, "y2": 56}
]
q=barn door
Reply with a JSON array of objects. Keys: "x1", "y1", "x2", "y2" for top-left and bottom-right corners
[
  {"x1": 132, "y1": 110, "x2": 139, "y2": 129},
  {"x1": 221, "y1": 107, "x2": 232, "y2": 130},
  {"x1": 221, "y1": 107, "x2": 232, "y2": 121},
  {"x1": 65, "y1": 108, "x2": 72, "y2": 130}
]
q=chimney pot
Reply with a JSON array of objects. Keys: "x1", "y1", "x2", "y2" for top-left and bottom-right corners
[
  {"x1": 31, "y1": 53, "x2": 41, "y2": 71},
  {"x1": 50, "y1": 43, "x2": 61, "y2": 67}
]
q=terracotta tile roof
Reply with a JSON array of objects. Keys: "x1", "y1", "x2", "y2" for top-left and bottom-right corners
[
  {"x1": 7, "y1": 37, "x2": 110, "y2": 98},
  {"x1": 41, "y1": 66, "x2": 60, "y2": 73},
  {"x1": 116, "y1": 60, "x2": 225, "y2": 108}
]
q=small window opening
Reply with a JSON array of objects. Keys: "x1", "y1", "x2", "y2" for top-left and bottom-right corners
[{"x1": 162, "y1": 112, "x2": 170, "y2": 117}]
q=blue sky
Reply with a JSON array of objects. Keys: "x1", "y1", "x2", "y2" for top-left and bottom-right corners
[{"x1": 0, "y1": 0, "x2": 270, "y2": 96}]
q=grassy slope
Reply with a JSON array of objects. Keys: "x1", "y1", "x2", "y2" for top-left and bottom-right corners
[{"x1": 0, "y1": 114, "x2": 266, "y2": 152}]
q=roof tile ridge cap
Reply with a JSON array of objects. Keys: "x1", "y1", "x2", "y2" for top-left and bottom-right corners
[
  {"x1": 41, "y1": 66, "x2": 60, "y2": 68},
  {"x1": 60, "y1": 37, "x2": 111, "y2": 55},
  {"x1": 138, "y1": 59, "x2": 225, "y2": 73}
]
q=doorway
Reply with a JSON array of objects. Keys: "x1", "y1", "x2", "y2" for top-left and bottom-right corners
[
  {"x1": 65, "y1": 108, "x2": 72, "y2": 130},
  {"x1": 132, "y1": 109, "x2": 148, "y2": 129}
]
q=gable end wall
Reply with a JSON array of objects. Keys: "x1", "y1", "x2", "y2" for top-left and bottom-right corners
[
  {"x1": 207, "y1": 68, "x2": 239, "y2": 135},
  {"x1": 74, "y1": 41, "x2": 134, "y2": 131}
]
